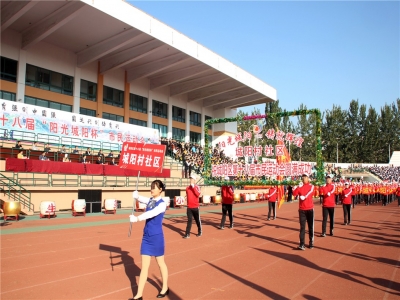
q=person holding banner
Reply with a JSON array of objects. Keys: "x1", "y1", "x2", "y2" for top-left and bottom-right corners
[
  {"x1": 292, "y1": 174, "x2": 315, "y2": 250},
  {"x1": 321, "y1": 175, "x2": 336, "y2": 237},
  {"x1": 267, "y1": 185, "x2": 277, "y2": 220},
  {"x1": 130, "y1": 180, "x2": 169, "y2": 300},
  {"x1": 219, "y1": 176, "x2": 234, "y2": 229},
  {"x1": 183, "y1": 174, "x2": 202, "y2": 238}
]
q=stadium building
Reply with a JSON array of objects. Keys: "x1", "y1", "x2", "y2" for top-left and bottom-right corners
[{"x1": 0, "y1": 0, "x2": 277, "y2": 214}]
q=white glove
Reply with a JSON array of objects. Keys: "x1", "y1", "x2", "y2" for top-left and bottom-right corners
[
  {"x1": 299, "y1": 182, "x2": 303, "y2": 187},
  {"x1": 327, "y1": 192, "x2": 331, "y2": 197},
  {"x1": 132, "y1": 190, "x2": 139, "y2": 199},
  {"x1": 129, "y1": 215, "x2": 138, "y2": 223},
  {"x1": 300, "y1": 196, "x2": 305, "y2": 200},
  {"x1": 191, "y1": 184, "x2": 194, "y2": 188}
]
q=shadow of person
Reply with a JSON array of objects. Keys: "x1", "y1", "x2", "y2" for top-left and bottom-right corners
[{"x1": 99, "y1": 244, "x2": 160, "y2": 297}]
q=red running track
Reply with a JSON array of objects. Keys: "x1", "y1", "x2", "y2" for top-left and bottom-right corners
[{"x1": 1, "y1": 200, "x2": 399, "y2": 299}]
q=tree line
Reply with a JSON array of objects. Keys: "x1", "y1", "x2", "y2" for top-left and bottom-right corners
[{"x1": 237, "y1": 99, "x2": 400, "y2": 164}]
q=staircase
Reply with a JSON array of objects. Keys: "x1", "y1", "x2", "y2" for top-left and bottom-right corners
[{"x1": 0, "y1": 173, "x2": 34, "y2": 215}]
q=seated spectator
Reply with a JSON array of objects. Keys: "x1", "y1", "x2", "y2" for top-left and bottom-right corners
[
  {"x1": 17, "y1": 150, "x2": 27, "y2": 159},
  {"x1": 72, "y1": 146, "x2": 80, "y2": 154},
  {"x1": 96, "y1": 156, "x2": 103, "y2": 164},
  {"x1": 44, "y1": 143, "x2": 51, "y2": 152},
  {"x1": 62, "y1": 154, "x2": 70, "y2": 162},
  {"x1": 98, "y1": 149, "x2": 105, "y2": 158},
  {"x1": 14, "y1": 141, "x2": 23, "y2": 149},
  {"x1": 31, "y1": 141, "x2": 38, "y2": 151},
  {"x1": 110, "y1": 157, "x2": 117, "y2": 165},
  {"x1": 39, "y1": 152, "x2": 48, "y2": 161},
  {"x1": 59, "y1": 145, "x2": 67, "y2": 153},
  {"x1": 80, "y1": 155, "x2": 88, "y2": 164},
  {"x1": 108, "y1": 151, "x2": 114, "y2": 158},
  {"x1": 85, "y1": 147, "x2": 91, "y2": 156}
]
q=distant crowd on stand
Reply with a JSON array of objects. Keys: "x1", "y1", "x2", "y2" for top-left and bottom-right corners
[{"x1": 369, "y1": 165, "x2": 400, "y2": 181}]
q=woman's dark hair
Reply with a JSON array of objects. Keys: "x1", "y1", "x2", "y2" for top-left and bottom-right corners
[{"x1": 151, "y1": 180, "x2": 165, "y2": 192}]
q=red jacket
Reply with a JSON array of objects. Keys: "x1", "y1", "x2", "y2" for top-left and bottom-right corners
[
  {"x1": 186, "y1": 184, "x2": 201, "y2": 208},
  {"x1": 221, "y1": 185, "x2": 234, "y2": 204},
  {"x1": 293, "y1": 183, "x2": 314, "y2": 210},
  {"x1": 396, "y1": 187, "x2": 400, "y2": 197},
  {"x1": 267, "y1": 186, "x2": 277, "y2": 202},
  {"x1": 341, "y1": 187, "x2": 352, "y2": 205},
  {"x1": 321, "y1": 184, "x2": 336, "y2": 207}
]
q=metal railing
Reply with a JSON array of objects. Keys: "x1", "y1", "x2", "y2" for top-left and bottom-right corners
[{"x1": 0, "y1": 173, "x2": 33, "y2": 212}]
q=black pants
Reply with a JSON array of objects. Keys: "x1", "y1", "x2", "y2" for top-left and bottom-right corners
[
  {"x1": 299, "y1": 209, "x2": 314, "y2": 246},
  {"x1": 287, "y1": 193, "x2": 292, "y2": 202},
  {"x1": 352, "y1": 196, "x2": 356, "y2": 208},
  {"x1": 364, "y1": 194, "x2": 369, "y2": 205},
  {"x1": 397, "y1": 195, "x2": 400, "y2": 206},
  {"x1": 184, "y1": 166, "x2": 189, "y2": 178},
  {"x1": 322, "y1": 207, "x2": 335, "y2": 234},
  {"x1": 268, "y1": 202, "x2": 277, "y2": 219},
  {"x1": 343, "y1": 204, "x2": 351, "y2": 224},
  {"x1": 220, "y1": 204, "x2": 233, "y2": 227},
  {"x1": 185, "y1": 207, "x2": 202, "y2": 236}
]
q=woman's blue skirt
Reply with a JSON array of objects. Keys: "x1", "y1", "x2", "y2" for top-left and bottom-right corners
[{"x1": 140, "y1": 233, "x2": 165, "y2": 256}]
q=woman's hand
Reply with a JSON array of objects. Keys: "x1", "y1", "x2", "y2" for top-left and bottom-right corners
[
  {"x1": 129, "y1": 215, "x2": 138, "y2": 223},
  {"x1": 132, "y1": 190, "x2": 139, "y2": 199}
]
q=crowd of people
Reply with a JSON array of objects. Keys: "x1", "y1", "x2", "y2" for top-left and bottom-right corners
[{"x1": 369, "y1": 165, "x2": 400, "y2": 181}]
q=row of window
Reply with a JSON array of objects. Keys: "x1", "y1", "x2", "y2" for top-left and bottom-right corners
[{"x1": 1, "y1": 57, "x2": 212, "y2": 127}]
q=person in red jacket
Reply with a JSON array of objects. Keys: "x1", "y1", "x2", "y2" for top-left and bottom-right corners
[
  {"x1": 219, "y1": 176, "x2": 235, "y2": 229},
  {"x1": 183, "y1": 174, "x2": 202, "y2": 238},
  {"x1": 341, "y1": 182, "x2": 352, "y2": 225},
  {"x1": 267, "y1": 186, "x2": 277, "y2": 220},
  {"x1": 292, "y1": 174, "x2": 315, "y2": 250},
  {"x1": 396, "y1": 184, "x2": 400, "y2": 207},
  {"x1": 321, "y1": 175, "x2": 336, "y2": 237}
]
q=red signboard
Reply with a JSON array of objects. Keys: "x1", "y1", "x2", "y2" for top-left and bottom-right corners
[{"x1": 118, "y1": 142, "x2": 166, "y2": 173}]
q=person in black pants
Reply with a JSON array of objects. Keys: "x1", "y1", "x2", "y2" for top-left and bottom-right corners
[
  {"x1": 321, "y1": 175, "x2": 336, "y2": 237},
  {"x1": 219, "y1": 177, "x2": 234, "y2": 229},
  {"x1": 183, "y1": 174, "x2": 202, "y2": 238},
  {"x1": 287, "y1": 185, "x2": 293, "y2": 202}
]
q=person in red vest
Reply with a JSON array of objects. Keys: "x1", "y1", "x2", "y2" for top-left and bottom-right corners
[
  {"x1": 267, "y1": 185, "x2": 277, "y2": 220},
  {"x1": 321, "y1": 175, "x2": 336, "y2": 237},
  {"x1": 183, "y1": 174, "x2": 202, "y2": 238},
  {"x1": 219, "y1": 176, "x2": 235, "y2": 229},
  {"x1": 293, "y1": 173, "x2": 315, "y2": 250},
  {"x1": 341, "y1": 182, "x2": 353, "y2": 225},
  {"x1": 396, "y1": 183, "x2": 400, "y2": 207}
]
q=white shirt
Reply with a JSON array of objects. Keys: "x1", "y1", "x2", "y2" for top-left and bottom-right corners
[{"x1": 137, "y1": 195, "x2": 168, "y2": 221}]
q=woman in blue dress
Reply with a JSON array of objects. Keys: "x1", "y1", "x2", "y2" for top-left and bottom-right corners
[{"x1": 129, "y1": 180, "x2": 169, "y2": 300}]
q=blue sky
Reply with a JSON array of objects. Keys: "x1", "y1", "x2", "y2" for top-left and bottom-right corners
[{"x1": 130, "y1": 1, "x2": 399, "y2": 115}]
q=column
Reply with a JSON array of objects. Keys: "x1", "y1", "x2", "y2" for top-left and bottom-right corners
[
  {"x1": 96, "y1": 62, "x2": 104, "y2": 118},
  {"x1": 201, "y1": 107, "x2": 205, "y2": 146},
  {"x1": 73, "y1": 66, "x2": 81, "y2": 114},
  {"x1": 167, "y1": 96, "x2": 172, "y2": 139},
  {"x1": 16, "y1": 49, "x2": 26, "y2": 102},
  {"x1": 124, "y1": 71, "x2": 130, "y2": 123},
  {"x1": 185, "y1": 102, "x2": 190, "y2": 143},
  {"x1": 147, "y1": 91, "x2": 152, "y2": 128}
]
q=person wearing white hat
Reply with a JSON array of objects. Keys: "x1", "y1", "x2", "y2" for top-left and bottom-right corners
[
  {"x1": 183, "y1": 174, "x2": 202, "y2": 238},
  {"x1": 218, "y1": 176, "x2": 235, "y2": 229},
  {"x1": 320, "y1": 175, "x2": 336, "y2": 237}
]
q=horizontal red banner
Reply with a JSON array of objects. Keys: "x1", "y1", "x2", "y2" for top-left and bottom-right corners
[{"x1": 119, "y1": 142, "x2": 166, "y2": 173}]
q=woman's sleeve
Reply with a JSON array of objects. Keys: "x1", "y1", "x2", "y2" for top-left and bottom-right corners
[
  {"x1": 137, "y1": 202, "x2": 166, "y2": 221},
  {"x1": 137, "y1": 195, "x2": 150, "y2": 204}
]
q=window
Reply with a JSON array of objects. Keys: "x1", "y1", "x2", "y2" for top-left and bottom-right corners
[
  {"x1": 152, "y1": 100, "x2": 167, "y2": 119},
  {"x1": 80, "y1": 107, "x2": 96, "y2": 117},
  {"x1": 190, "y1": 111, "x2": 201, "y2": 127},
  {"x1": 0, "y1": 91, "x2": 16, "y2": 101},
  {"x1": 102, "y1": 112, "x2": 124, "y2": 122},
  {"x1": 80, "y1": 80, "x2": 97, "y2": 101},
  {"x1": 190, "y1": 131, "x2": 201, "y2": 143},
  {"x1": 129, "y1": 118, "x2": 147, "y2": 127},
  {"x1": 205, "y1": 115, "x2": 213, "y2": 129},
  {"x1": 24, "y1": 96, "x2": 72, "y2": 112},
  {"x1": 152, "y1": 123, "x2": 168, "y2": 138},
  {"x1": 25, "y1": 64, "x2": 73, "y2": 95},
  {"x1": 130, "y1": 94, "x2": 147, "y2": 113},
  {"x1": 0, "y1": 57, "x2": 18, "y2": 82},
  {"x1": 172, "y1": 127, "x2": 185, "y2": 141},
  {"x1": 172, "y1": 106, "x2": 185, "y2": 123},
  {"x1": 103, "y1": 86, "x2": 124, "y2": 108}
]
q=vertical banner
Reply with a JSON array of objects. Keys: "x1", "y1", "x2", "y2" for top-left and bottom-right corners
[{"x1": 119, "y1": 142, "x2": 166, "y2": 173}]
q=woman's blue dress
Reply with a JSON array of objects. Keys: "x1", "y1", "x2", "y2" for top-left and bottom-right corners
[{"x1": 140, "y1": 198, "x2": 165, "y2": 256}]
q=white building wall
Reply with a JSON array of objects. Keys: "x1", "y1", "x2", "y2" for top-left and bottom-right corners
[
  {"x1": 103, "y1": 68, "x2": 125, "y2": 90},
  {"x1": 0, "y1": 29, "x2": 21, "y2": 60},
  {"x1": 80, "y1": 61, "x2": 98, "y2": 83}
]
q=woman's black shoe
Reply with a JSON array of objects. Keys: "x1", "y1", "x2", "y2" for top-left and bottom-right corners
[
  {"x1": 157, "y1": 288, "x2": 169, "y2": 298},
  {"x1": 128, "y1": 297, "x2": 142, "y2": 300}
]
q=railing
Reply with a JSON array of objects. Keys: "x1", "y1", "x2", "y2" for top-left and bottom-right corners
[
  {"x1": 2, "y1": 172, "x2": 191, "y2": 189},
  {"x1": 0, "y1": 173, "x2": 33, "y2": 212}
]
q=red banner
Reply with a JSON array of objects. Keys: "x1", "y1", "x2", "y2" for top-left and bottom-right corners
[{"x1": 118, "y1": 142, "x2": 166, "y2": 173}]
